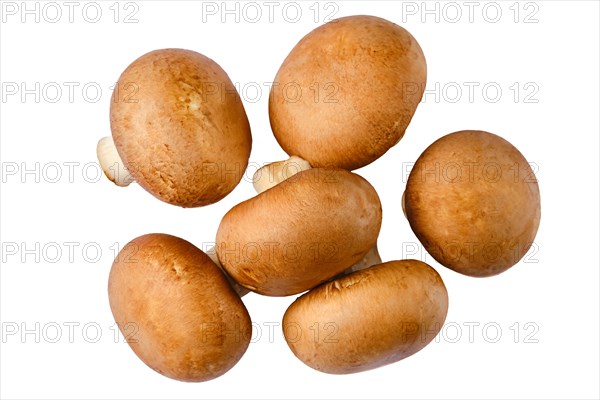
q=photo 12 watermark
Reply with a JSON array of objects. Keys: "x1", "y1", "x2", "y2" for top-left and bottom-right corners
[
  {"x1": 206, "y1": 241, "x2": 341, "y2": 265},
  {"x1": 1, "y1": 321, "x2": 138, "y2": 344},
  {"x1": 408, "y1": 81, "x2": 540, "y2": 104},
  {"x1": 401, "y1": 161, "x2": 540, "y2": 184},
  {"x1": 399, "y1": 1, "x2": 540, "y2": 24},
  {"x1": 0, "y1": 1, "x2": 140, "y2": 23},
  {"x1": 199, "y1": 1, "x2": 340, "y2": 24},
  {"x1": 400, "y1": 240, "x2": 540, "y2": 265}
]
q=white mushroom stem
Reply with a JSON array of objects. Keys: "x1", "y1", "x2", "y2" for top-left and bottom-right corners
[
  {"x1": 252, "y1": 155, "x2": 312, "y2": 193},
  {"x1": 206, "y1": 245, "x2": 250, "y2": 297},
  {"x1": 96, "y1": 136, "x2": 135, "y2": 187},
  {"x1": 340, "y1": 245, "x2": 382, "y2": 275},
  {"x1": 252, "y1": 156, "x2": 381, "y2": 274}
]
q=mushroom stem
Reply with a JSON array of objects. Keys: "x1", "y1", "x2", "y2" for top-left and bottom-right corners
[
  {"x1": 252, "y1": 156, "x2": 312, "y2": 193},
  {"x1": 206, "y1": 245, "x2": 250, "y2": 297},
  {"x1": 96, "y1": 136, "x2": 135, "y2": 187},
  {"x1": 253, "y1": 156, "x2": 382, "y2": 275},
  {"x1": 343, "y1": 244, "x2": 382, "y2": 274}
]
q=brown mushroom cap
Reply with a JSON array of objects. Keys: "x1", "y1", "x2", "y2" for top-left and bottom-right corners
[
  {"x1": 216, "y1": 168, "x2": 382, "y2": 296},
  {"x1": 405, "y1": 130, "x2": 541, "y2": 277},
  {"x1": 108, "y1": 233, "x2": 252, "y2": 382},
  {"x1": 110, "y1": 49, "x2": 252, "y2": 207},
  {"x1": 269, "y1": 15, "x2": 426, "y2": 170},
  {"x1": 282, "y1": 260, "x2": 448, "y2": 374}
]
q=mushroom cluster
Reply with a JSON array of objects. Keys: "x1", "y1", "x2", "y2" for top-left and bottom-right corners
[{"x1": 102, "y1": 15, "x2": 540, "y2": 382}]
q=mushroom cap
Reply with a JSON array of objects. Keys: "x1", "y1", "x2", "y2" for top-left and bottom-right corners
[
  {"x1": 108, "y1": 233, "x2": 252, "y2": 382},
  {"x1": 283, "y1": 260, "x2": 448, "y2": 374},
  {"x1": 405, "y1": 130, "x2": 541, "y2": 277},
  {"x1": 110, "y1": 49, "x2": 252, "y2": 207},
  {"x1": 269, "y1": 15, "x2": 426, "y2": 170},
  {"x1": 216, "y1": 168, "x2": 382, "y2": 296}
]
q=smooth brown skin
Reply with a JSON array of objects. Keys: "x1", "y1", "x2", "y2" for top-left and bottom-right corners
[
  {"x1": 110, "y1": 49, "x2": 252, "y2": 207},
  {"x1": 405, "y1": 130, "x2": 541, "y2": 277},
  {"x1": 216, "y1": 168, "x2": 382, "y2": 296},
  {"x1": 269, "y1": 15, "x2": 427, "y2": 170},
  {"x1": 108, "y1": 234, "x2": 252, "y2": 382},
  {"x1": 283, "y1": 260, "x2": 448, "y2": 374}
]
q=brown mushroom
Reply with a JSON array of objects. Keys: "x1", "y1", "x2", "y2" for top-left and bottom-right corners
[
  {"x1": 268, "y1": 15, "x2": 426, "y2": 171},
  {"x1": 97, "y1": 48, "x2": 252, "y2": 207},
  {"x1": 216, "y1": 168, "x2": 382, "y2": 296},
  {"x1": 283, "y1": 259, "x2": 448, "y2": 374},
  {"x1": 404, "y1": 130, "x2": 541, "y2": 277},
  {"x1": 108, "y1": 233, "x2": 252, "y2": 382}
]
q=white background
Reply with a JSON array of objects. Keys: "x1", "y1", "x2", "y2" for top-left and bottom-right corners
[{"x1": 1, "y1": 1, "x2": 599, "y2": 399}]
